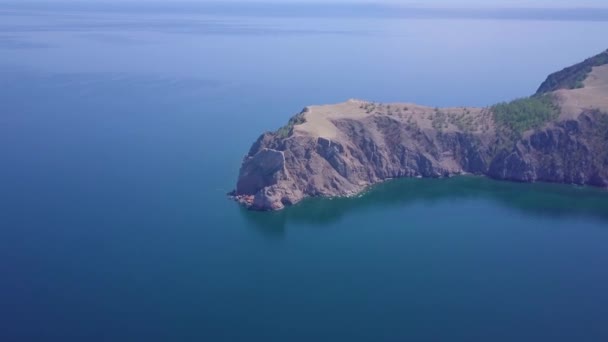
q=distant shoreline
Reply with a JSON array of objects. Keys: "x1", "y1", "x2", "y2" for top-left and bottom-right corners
[{"x1": 4, "y1": 2, "x2": 608, "y2": 22}]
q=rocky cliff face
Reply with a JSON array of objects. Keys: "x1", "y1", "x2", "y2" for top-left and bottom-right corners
[
  {"x1": 487, "y1": 110, "x2": 608, "y2": 186},
  {"x1": 232, "y1": 50, "x2": 608, "y2": 211}
]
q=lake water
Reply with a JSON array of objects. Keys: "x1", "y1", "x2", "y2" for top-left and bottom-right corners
[{"x1": 1, "y1": 3, "x2": 608, "y2": 341}]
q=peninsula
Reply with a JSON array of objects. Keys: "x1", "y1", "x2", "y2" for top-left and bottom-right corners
[{"x1": 232, "y1": 49, "x2": 608, "y2": 211}]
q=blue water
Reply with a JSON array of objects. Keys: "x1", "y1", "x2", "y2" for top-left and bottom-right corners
[{"x1": 1, "y1": 3, "x2": 608, "y2": 341}]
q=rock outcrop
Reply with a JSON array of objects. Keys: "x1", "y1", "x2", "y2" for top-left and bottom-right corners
[{"x1": 232, "y1": 50, "x2": 608, "y2": 210}]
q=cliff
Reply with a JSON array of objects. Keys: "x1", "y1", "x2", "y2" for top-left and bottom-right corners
[{"x1": 232, "y1": 49, "x2": 608, "y2": 211}]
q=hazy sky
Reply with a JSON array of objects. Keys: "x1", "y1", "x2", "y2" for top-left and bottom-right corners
[
  {"x1": 7, "y1": 0, "x2": 608, "y2": 6},
  {"x1": 397, "y1": 0, "x2": 608, "y2": 7}
]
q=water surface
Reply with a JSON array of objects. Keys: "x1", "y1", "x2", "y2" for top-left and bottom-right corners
[{"x1": 1, "y1": 3, "x2": 608, "y2": 341}]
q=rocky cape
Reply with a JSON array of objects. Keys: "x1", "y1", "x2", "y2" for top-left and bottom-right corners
[{"x1": 232, "y1": 49, "x2": 608, "y2": 211}]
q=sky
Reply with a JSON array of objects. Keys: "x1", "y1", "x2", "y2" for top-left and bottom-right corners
[
  {"x1": 4, "y1": 0, "x2": 608, "y2": 6},
  {"x1": 402, "y1": 0, "x2": 608, "y2": 7}
]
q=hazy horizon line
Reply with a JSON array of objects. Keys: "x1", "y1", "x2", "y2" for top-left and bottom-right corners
[
  {"x1": 2, "y1": 0, "x2": 608, "y2": 8},
  {"x1": 3, "y1": 1, "x2": 608, "y2": 22}
]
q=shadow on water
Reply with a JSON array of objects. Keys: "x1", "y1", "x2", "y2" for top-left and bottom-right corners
[{"x1": 239, "y1": 176, "x2": 608, "y2": 235}]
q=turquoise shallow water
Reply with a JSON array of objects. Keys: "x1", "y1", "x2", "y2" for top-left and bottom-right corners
[{"x1": 1, "y1": 3, "x2": 608, "y2": 341}]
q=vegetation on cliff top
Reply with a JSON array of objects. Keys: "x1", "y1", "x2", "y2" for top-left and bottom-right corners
[
  {"x1": 536, "y1": 49, "x2": 608, "y2": 94},
  {"x1": 276, "y1": 111, "x2": 307, "y2": 138},
  {"x1": 491, "y1": 95, "x2": 559, "y2": 136}
]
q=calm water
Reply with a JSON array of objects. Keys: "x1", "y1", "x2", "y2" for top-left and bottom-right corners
[{"x1": 1, "y1": 3, "x2": 608, "y2": 341}]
